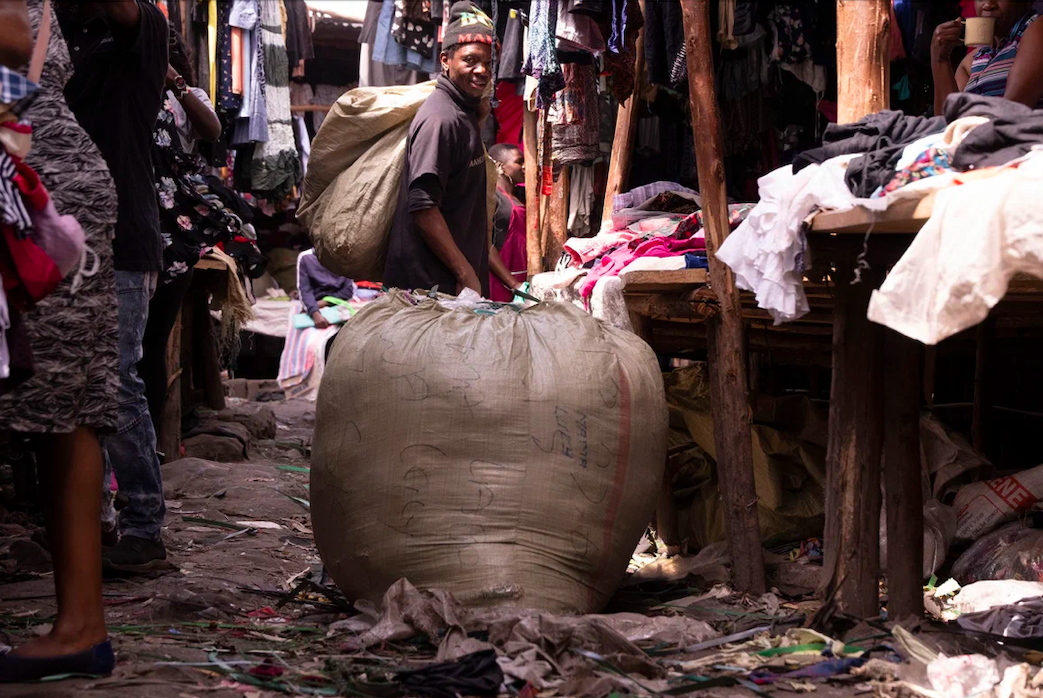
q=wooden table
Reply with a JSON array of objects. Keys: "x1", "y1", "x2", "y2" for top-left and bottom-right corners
[
  {"x1": 157, "y1": 256, "x2": 229, "y2": 463},
  {"x1": 621, "y1": 191, "x2": 1043, "y2": 618}
]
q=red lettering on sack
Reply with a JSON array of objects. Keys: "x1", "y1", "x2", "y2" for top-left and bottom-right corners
[{"x1": 986, "y1": 476, "x2": 1037, "y2": 511}]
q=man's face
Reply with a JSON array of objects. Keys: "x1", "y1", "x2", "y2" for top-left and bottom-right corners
[{"x1": 442, "y1": 43, "x2": 492, "y2": 100}]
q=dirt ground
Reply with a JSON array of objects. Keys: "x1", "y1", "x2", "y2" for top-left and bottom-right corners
[{"x1": 0, "y1": 396, "x2": 886, "y2": 698}]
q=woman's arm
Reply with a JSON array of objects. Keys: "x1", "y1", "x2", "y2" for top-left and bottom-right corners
[
  {"x1": 1005, "y1": 18, "x2": 1043, "y2": 108},
  {"x1": 932, "y1": 19, "x2": 965, "y2": 116},
  {"x1": 168, "y1": 68, "x2": 222, "y2": 143},
  {"x1": 0, "y1": 0, "x2": 32, "y2": 70},
  {"x1": 489, "y1": 245, "x2": 521, "y2": 294}
]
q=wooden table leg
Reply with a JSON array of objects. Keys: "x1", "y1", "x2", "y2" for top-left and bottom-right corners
[
  {"x1": 192, "y1": 287, "x2": 226, "y2": 412},
  {"x1": 823, "y1": 261, "x2": 885, "y2": 618},
  {"x1": 883, "y1": 331, "x2": 924, "y2": 620},
  {"x1": 158, "y1": 309, "x2": 183, "y2": 463},
  {"x1": 972, "y1": 316, "x2": 996, "y2": 458}
]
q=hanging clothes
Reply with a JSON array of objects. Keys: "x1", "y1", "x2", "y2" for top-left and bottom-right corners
[
  {"x1": 493, "y1": 81, "x2": 523, "y2": 147},
  {"x1": 217, "y1": 0, "x2": 242, "y2": 112},
  {"x1": 231, "y1": 0, "x2": 269, "y2": 145},
  {"x1": 392, "y1": 0, "x2": 438, "y2": 57},
  {"x1": 568, "y1": 164, "x2": 595, "y2": 237},
  {"x1": 643, "y1": 0, "x2": 684, "y2": 86},
  {"x1": 251, "y1": 0, "x2": 302, "y2": 196},
  {"x1": 373, "y1": 0, "x2": 437, "y2": 73},
  {"x1": 557, "y1": 0, "x2": 605, "y2": 54},
  {"x1": 602, "y1": 0, "x2": 643, "y2": 103},
  {"x1": 550, "y1": 63, "x2": 600, "y2": 166},
  {"x1": 284, "y1": 0, "x2": 315, "y2": 69},
  {"x1": 718, "y1": 0, "x2": 737, "y2": 49},
  {"x1": 523, "y1": 0, "x2": 566, "y2": 110},
  {"x1": 498, "y1": 7, "x2": 525, "y2": 80}
]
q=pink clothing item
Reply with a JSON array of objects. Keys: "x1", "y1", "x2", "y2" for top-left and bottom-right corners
[
  {"x1": 563, "y1": 231, "x2": 641, "y2": 266},
  {"x1": 579, "y1": 234, "x2": 706, "y2": 299},
  {"x1": 490, "y1": 192, "x2": 528, "y2": 302},
  {"x1": 29, "y1": 198, "x2": 85, "y2": 278}
]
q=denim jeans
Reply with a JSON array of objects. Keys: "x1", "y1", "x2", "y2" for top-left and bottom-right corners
[{"x1": 103, "y1": 270, "x2": 165, "y2": 542}]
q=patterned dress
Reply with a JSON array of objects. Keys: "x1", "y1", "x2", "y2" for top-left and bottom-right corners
[
  {"x1": 965, "y1": 13, "x2": 1043, "y2": 108},
  {"x1": 0, "y1": 0, "x2": 119, "y2": 433}
]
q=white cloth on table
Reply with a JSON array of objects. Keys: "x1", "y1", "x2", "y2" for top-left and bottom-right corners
[
  {"x1": 868, "y1": 151, "x2": 1043, "y2": 345},
  {"x1": 619, "y1": 255, "x2": 687, "y2": 277},
  {"x1": 716, "y1": 155, "x2": 859, "y2": 325}
]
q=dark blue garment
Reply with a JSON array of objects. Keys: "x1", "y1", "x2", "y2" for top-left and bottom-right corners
[
  {"x1": 298, "y1": 251, "x2": 355, "y2": 317},
  {"x1": 685, "y1": 253, "x2": 708, "y2": 270}
]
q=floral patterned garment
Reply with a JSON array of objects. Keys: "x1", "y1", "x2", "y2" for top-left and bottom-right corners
[
  {"x1": 392, "y1": 0, "x2": 437, "y2": 57},
  {"x1": 153, "y1": 100, "x2": 248, "y2": 283}
]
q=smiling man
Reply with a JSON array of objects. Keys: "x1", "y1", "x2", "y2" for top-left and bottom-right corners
[{"x1": 383, "y1": 1, "x2": 507, "y2": 297}]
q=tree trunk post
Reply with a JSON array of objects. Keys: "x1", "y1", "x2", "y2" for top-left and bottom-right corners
[
  {"x1": 524, "y1": 107, "x2": 544, "y2": 279},
  {"x1": 601, "y1": 0, "x2": 646, "y2": 227},
  {"x1": 680, "y1": 0, "x2": 766, "y2": 595},
  {"x1": 820, "y1": 0, "x2": 892, "y2": 618}
]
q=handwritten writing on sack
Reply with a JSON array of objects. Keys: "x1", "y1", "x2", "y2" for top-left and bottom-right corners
[{"x1": 534, "y1": 406, "x2": 591, "y2": 468}]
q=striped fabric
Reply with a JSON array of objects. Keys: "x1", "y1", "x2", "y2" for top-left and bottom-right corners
[{"x1": 965, "y1": 13, "x2": 1043, "y2": 107}]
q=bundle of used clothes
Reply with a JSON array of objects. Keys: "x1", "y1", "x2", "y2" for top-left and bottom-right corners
[
  {"x1": 532, "y1": 181, "x2": 754, "y2": 333},
  {"x1": 717, "y1": 93, "x2": 1043, "y2": 343}
]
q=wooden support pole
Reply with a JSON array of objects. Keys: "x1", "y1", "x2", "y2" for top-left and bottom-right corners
[
  {"x1": 821, "y1": 0, "x2": 892, "y2": 618},
  {"x1": 524, "y1": 107, "x2": 543, "y2": 279},
  {"x1": 680, "y1": 0, "x2": 766, "y2": 595},
  {"x1": 883, "y1": 333, "x2": 924, "y2": 620},
  {"x1": 823, "y1": 262, "x2": 886, "y2": 618},
  {"x1": 601, "y1": 0, "x2": 646, "y2": 226},
  {"x1": 545, "y1": 166, "x2": 569, "y2": 269},
  {"x1": 836, "y1": 0, "x2": 891, "y2": 124}
]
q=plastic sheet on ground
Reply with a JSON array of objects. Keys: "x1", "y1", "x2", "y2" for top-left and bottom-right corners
[{"x1": 328, "y1": 578, "x2": 719, "y2": 697}]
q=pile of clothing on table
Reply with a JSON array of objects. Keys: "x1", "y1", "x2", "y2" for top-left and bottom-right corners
[
  {"x1": 717, "y1": 93, "x2": 1043, "y2": 344},
  {"x1": 531, "y1": 181, "x2": 754, "y2": 332}
]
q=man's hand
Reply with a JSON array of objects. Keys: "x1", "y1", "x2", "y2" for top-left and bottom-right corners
[
  {"x1": 455, "y1": 265, "x2": 482, "y2": 296},
  {"x1": 311, "y1": 311, "x2": 331, "y2": 329},
  {"x1": 165, "y1": 65, "x2": 181, "y2": 90}
]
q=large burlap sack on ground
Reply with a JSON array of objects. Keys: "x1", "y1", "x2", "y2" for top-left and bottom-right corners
[
  {"x1": 311, "y1": 292, "x2": 668, "y2": 613},
  {"x1": 299, "y1": 82, "x2": 498, "y2": 283}
]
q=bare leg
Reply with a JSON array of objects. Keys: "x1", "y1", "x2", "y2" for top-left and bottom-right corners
[{"x1": 13, "y1": 428, "x2": 108, "y2": 657}]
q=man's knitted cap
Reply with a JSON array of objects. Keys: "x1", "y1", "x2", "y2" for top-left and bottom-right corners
[{"x1": 443, "y1": 1, "x2": 496, "y2": 49}]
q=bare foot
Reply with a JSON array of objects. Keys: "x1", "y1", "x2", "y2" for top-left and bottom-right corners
[{"x1": 10, "y1": 627, "x2": 107, "y2": 659}]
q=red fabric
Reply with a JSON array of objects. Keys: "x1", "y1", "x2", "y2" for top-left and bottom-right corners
[
  {"x1": 0, "y1": 224, "x2": 62, "y2": 309},
  {"x1": 961, "y1": 0, "x2": 976, "y2": 18},
  {"x1": 12, "y1": 158, "x2": 48, "y2": 211},
  {"x1": 493, "y1": 82, "x2": 523, "y2": 148},
  {"x1": 579, "y1": 234, "x2": 706, "y2": 299},
  {"x1": 489, "y1": 190, "x2": 527, "y2": 302}
]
